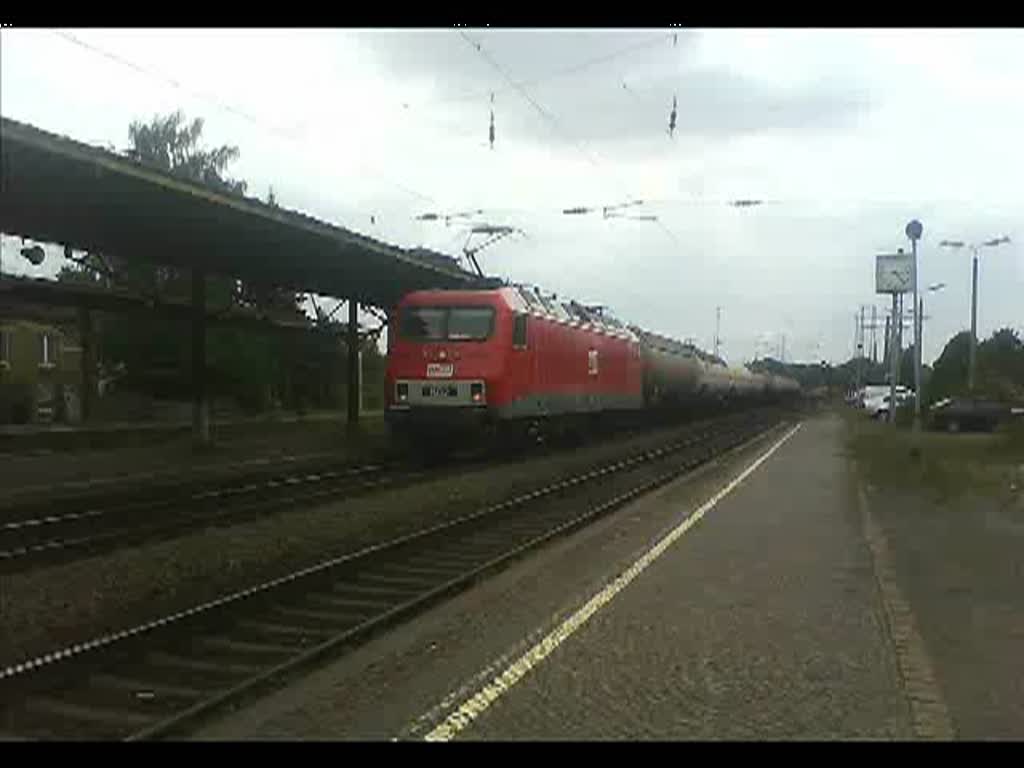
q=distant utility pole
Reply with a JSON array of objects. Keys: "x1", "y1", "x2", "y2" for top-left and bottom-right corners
[
  {"x1": 854, "y1": 304, "x2": 884, "y2": 367},
  {"x1": 857, "y1": 305, "x2": 866, "y2": 389},
  {"x1": 889, "y1": 291, "x2": 899, "y2": 423},
  {"x1": 885, "y1": 302, "x2": 913, "y2": 407},
  {"x1": 852, "y1": 303, "x2": 884, "y2": 384},
  {"x1": 896, "y1": 294, "x2": 903, "y2": 353},
  {"x1": 714, "y1": 306, "x2": 721, "y2": 359},
  {"x1": 779, "y1": 334, "x2": 786, "y2": 364},
  {"x1": 871, "y1": 305, "x2": 878, "y2": 363},
  {"x1": 905, "y1": 219, "x2": 923, "y2": 432},
  {"x1": 883, "y1": 314, "x2": 891, "y2": 368}
]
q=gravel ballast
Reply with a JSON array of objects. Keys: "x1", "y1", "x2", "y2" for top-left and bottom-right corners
[{"x1": 0, "y1": 416, "x2": 753, "y2": 665}]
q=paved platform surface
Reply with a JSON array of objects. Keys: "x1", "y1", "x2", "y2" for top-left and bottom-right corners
[{"x1": 197, "y1": 415, "x2": 913, "y2": 740}]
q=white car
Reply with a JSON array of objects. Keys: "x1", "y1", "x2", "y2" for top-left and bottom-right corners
[
  {"x1": 856, "y1": 385, "x2": 891, "y2": 409},
  {"x1": 865, "y1": 388, "x2": 914, "y2": 419}
]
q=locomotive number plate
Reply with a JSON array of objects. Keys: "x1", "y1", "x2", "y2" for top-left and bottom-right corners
[
  {"x1": 422, "y1": 384, "x2": 458, "y2": 398},
  {"x1": 426, "y1": 362, "x2": 454, "y2": 378}
]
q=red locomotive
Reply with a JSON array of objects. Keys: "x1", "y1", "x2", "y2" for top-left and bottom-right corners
[{"x1": 385, "y1": 284, "x2": 798, "y2": 443}]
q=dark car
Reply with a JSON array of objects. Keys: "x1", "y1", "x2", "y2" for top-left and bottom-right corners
[{"x1": 928, "y1": 397, "x2": 1010, "y2": 433}]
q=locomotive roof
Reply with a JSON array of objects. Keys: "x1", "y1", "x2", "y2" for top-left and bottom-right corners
[{"x1": 400, "y1": 284, "x2": 723, "y2": 361}]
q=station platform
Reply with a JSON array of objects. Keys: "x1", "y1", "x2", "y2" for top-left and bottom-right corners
[{"x1": 196, "y1": 413, "x2": 918, "y2": 740}]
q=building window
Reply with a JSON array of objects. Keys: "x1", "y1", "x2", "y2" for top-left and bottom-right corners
[{"x1": 39, "y1": 332, "x2": 58, "y2": 368}]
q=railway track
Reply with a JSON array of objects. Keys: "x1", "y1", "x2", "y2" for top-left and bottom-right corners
[
  {"x1": 0, "y1": 408, "x2": 787, "y2": 741},
  {"x1": 0, "y1": 407, "x2": 748, "y2": 573},
  {"x1": 0, "y1": 447, "x2": 358, "y2": 505},
  {"x1": 0, "y1": 460, "x2": 410, "y2": 573}
]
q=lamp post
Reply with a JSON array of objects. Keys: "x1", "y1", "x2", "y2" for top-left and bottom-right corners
[
  {"x1": 938, "y1": 235, "x2": 1012, "y2": 392},
  {"x1": 905, "y1": 220, "x2": 923, "y2": 431},
  {"x1": 918, "y1": 282, "x2": 945, "y2": 401}
]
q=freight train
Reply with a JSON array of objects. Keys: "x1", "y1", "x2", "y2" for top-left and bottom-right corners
[{"x1": 385, "y1": 284, "x2": 799, "y2": 444}]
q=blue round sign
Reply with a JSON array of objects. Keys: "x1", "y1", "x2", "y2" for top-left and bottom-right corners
[{"x1": 905, "y1": 219, "x2": 923, "y2": 241}]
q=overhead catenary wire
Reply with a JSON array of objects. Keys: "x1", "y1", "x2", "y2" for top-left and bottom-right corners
[
  {"x1": 42, "y1": 31, "x2": 1013, "y2": 266},
  {"x1": 457, "y1": 30, "x2": 683, "y2": 248},
  {"x1": 489, "y1": 92, "x2": 496, "y2": 150},
  {"x1": 391, "y1": 32, "x2": 681, "y2": 158},
  {"x1": 48, "y1": 29, "x2": 440, "y2": 213},
  {"x1": 50, "y1": 28, "x2": 690, "y2": 249},
  {"x1": 401, "y1": 32, "x2": 678, "y2": 114}
]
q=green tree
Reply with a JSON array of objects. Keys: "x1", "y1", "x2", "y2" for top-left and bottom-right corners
[
  {"x1": 928, "y1": 331, "x2": 971, "y2": 402},
  {"x1": 927, "y1": 328, "x2": 1024, "y2": 403},
  {"x1": 126, "y1": 111, "x2": 247, "y2": 195},
  {"x1": 977, "y1": 327, "x2": 1024, "y2": 400},
  {"x1": 58, "y1": 110, "x2": 308, "y2": 414}
]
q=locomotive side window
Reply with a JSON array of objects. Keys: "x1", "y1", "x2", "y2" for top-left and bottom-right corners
[{"x1": 512, "y1": 313, "x2": 528, "y2": 348}]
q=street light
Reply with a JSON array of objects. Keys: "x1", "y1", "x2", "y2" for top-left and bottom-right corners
[
  {"x1": 918, "y1": 282, "x2": 945, "y2": 382},
  {"x1": 938, "y1": 234, "x2": 1012, "y2": 391},
  {"x1": 905, "y1": 219, "x2": 923, "y2": 430}
]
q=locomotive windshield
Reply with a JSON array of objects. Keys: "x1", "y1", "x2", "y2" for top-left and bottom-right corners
[{"x1": 400, "y1": 306, "x2": 495, "y2": 341}]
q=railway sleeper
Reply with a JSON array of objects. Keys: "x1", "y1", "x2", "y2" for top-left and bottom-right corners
[
  {"x1": 369, "y1": 563, "x2": 471, "y2": 580},
  {"x1": 306, "y1": 592, "x2": 396, "y2": 611},
  {"x1": 197, "y1": 636, "x2": 300, "y2": 657},
  {"x1": 267, "y1": 604, "x2": 372, "y2": 626},
  {"x1": 21, "y1": 678, "x2": 188, "y2": 721},
  {"x1": 327, "y1": 582, "x2": 423, "y2": 599},
  {"x1": 458, "y1": 528, "x2": 550, "y2": 551},
  {"x1": 22, "y1": 695, "x2": 156, "y2": 732},
  {"x1": 406, "y1": 550, "x2": 493, "y2": 569},
  {"x1": 143, "y1": 651, "x2": 263, "y2": 678},
  {"x1": 235, "y1": 619, "x2": 342, "y2": 641},
  {"x1": 352, "y1": 572, "x2": 446, "y2": 589},
  {"x1": 419, "y1": 546, "x2": 503, "y2": 567},
  {"x1": 88, "y1": 672, "x2": 208, "y2": 702}
]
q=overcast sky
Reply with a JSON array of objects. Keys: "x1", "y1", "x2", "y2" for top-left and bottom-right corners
[{"x1": 2, "y1": 28, "x2": 1021, "y2": 365}]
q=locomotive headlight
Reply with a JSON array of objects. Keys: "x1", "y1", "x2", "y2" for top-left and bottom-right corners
[
  {"x1": 470, "y1": 381, "x2": 484, "y2": 403},
  {"x1": 397, "y1": 382, "x2": 409, "y2": 402}
]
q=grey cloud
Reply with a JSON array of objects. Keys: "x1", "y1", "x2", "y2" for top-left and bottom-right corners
[
  {"x1": 364, "y1": 29, "x2": 871, "y2": 150},
  {"x1": 363, "y1": 29, "x2": 686, "y2": 95}
]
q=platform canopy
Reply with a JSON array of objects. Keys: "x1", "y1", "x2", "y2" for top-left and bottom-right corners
[{"x1": 1, "y1": 116, "x2": 483, "y2": 309}]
